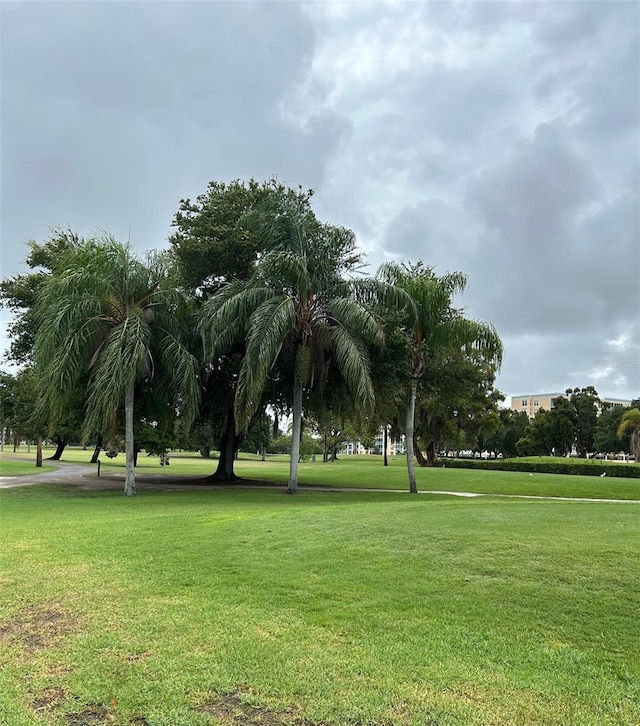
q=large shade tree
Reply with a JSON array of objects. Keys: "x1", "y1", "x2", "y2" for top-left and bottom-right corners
[
  {"x1": 169, "y1": 178, "x2": 314, "y2": 480},
  {"x1": 378, "y1": 262, "x2": 503, "y2": 493},
  {"x1": 33, "y1": 236, "x2": 200, "y2": 495},
  {"x1": 200, "y1": 206, "x2": 409, "y2": 493}
]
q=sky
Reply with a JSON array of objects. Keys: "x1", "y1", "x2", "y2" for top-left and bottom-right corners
[{"x1": 1, "y1": 0, "x2": 639, "y2": 404}]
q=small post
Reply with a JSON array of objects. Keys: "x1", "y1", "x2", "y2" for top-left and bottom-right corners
[{"x1": 97, "y1": 459, "x2": 101, "y2": 478}]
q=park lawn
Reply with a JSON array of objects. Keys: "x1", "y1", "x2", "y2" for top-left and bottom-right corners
[
  {"x1": 3, "y1": 449, "x2": 640, "y2": 500},
  {"x1": 230, "y1": 457, "x2": 640, "y2": 500},
  {"x1": 0, "y1": 458, "x2": 57, "y2": 476},
  {"x1": 0, "y1": 486, "x2": 638, "y2": 726}
]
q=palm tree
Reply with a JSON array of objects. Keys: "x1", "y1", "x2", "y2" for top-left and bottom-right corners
[
  {"x1": 378, "y1": 262, "x2": 503, "y2": 493},
  {"x1": 200, "y1": 209, "x2": 409, "y2": 493},
  {"x1": 617, "y1": 408, "x2": 640, "y2": 462},
  {"x1": 33, "y1": 235, "x2": 200, "y2": 496}
]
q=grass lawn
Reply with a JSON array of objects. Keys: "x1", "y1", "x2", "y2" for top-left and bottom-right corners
[
  {"x1": 0, "y1": 482, "x2": 639, "y2": 725},
  {"x1": 4, "y1": 448, "x2": 640, "y2": 500},
  {"x1": 0, "y1": 458, "x2": 57, "y2": 477}
]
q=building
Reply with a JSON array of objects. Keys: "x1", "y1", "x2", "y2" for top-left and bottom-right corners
[
  {"x1": 340, "y1": 428, "x2": 405, "y2": 456},
  {"x1": 510, "y1": 393, "x2": 633, "y2": 419}
]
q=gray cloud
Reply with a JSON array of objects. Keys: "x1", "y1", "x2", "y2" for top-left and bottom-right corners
[
  {"x1": 0, "y1": 1, "x2": 347, "y2": 264},
  {"x1": 1, "y1": 1, "x2": 638, "y2": 400}
]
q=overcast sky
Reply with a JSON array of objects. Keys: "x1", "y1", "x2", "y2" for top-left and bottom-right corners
[{"x1": 1, "y1": 0, "x2": 639, "y2": 403}]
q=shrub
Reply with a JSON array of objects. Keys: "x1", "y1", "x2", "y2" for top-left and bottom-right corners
[{"x1": 439, "y1": 457, "x2": 640, "y2": 478}]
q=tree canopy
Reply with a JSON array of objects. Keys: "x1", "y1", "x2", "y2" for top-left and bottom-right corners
[{"x1": 32, "y1": 235, "x2": 200, "y2": 495}]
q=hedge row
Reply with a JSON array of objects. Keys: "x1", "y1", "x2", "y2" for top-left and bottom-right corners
[{"x1": 439, "y1": 458, "x2": 640, "y2": 478}]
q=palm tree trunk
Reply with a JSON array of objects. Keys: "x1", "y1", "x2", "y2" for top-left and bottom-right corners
[
  {"x1": 383, "y1": 425, "x2": 389, "y2": 467},
  {"x1": 36, "y1": 435, "x2": 43, "y2": 468},
  {"x1": 124, "y1": 380, "x2": 136, "y2": 496},
  {"x1": 406, "y1": 380, "x2": 418, "y2": 493},
  {"x1": 288, "y1": 372, "x2": 304, "y2": 494}
]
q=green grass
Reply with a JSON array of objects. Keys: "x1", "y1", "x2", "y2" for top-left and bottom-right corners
[
  {"x1": 4, "y1": 448, "x2": 640, "y2": 500},
  {"x1": 0, "y1": 485, "x2": 638, "y2": 725},
  {"x1": 0, "y1": 458, "x2": 57, "y2": 476}
]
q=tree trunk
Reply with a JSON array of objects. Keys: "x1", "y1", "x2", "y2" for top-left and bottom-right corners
[
  {"x1": 383, "y1": 425, "x2": 389, "y2": 467},
  {"x1": 413, "y1": 435, "x2": 429, "y2": 467},
  {"x1": 90, "y1": 436, "x2": 102, "y2": 464},
  {"x1": 48, "y1": 435, "x2": 67, "y2": 461},
  {"x1": 36, "y1": 435, "x2": 43, "y2": 467},
  {"x1": 288, "y1": 372, "x2": 304, "y2": 494},
  {"x1": 124, "y1": 380, "x2": 136, "y2": 496},
  {"x1": 406, "y1": 380, "x2": 418, "y2": 493},
  {"x1": 209, "y1": 407, "x2": 240, "y2": 481},
  {"x1": 425, "y1": 440, "x2": 438, "y2": 466}
]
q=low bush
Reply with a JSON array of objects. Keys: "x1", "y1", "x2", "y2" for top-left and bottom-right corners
[{"x1": 440, "y1": 457, "x2": 640, "y2": 478}]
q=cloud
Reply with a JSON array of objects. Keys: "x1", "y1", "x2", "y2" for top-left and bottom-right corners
[
  {"x1": 1, "y1": 1, "x2": 638, "y2": 401},
  {"x1": 0, "y1": 1, "x2": 348, "y2": 264}
]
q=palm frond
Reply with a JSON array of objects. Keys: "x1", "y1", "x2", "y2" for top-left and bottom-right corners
[
  {"x1": 326, "y1": 297, "x2": 383, "y2": 346},
  {"x1": 329, "y1": 325, "x2": 375, "y2": 412},
  {"x1": 243, "y1": 296, "x2": 296, "y2": 407},
  {"x1": 83, "y1": 314, "x2": 152, "y2": 435},
  {"x1": 441, "y1": 318, "x2": 503, "y2": 367},
  {"x1": 157, "y1": 330, "x2": 201, "y2": 427},
  {"x1": 199, "y1": 284, "x2": 274, "y2": 360}
]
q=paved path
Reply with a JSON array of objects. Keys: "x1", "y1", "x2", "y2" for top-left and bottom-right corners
[
  {"x1": 0, "y1": 462, "x2": 638, "y2": 503},
  {"x1": 0, "y1": 459, "x2": 98, "y2": 488}
]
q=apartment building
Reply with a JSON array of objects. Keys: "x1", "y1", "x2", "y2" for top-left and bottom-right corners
[
  {"x1": 510, "y1": 393, "x2": 633, "y2": 419},
  {"x1": 340, "y1": 428, "x2": 405, "y2": 456}
]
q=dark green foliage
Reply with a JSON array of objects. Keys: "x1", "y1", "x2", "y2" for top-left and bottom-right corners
[
  {"x1": 566, "y1": 387, "x2": 600, "y2": 457},
  {"x1": 169, "y1": 178, "x2": 314, "y2": 293},
  {"x1": 169, "y1": 178, "x2": 316, "y2": 480},
  {"x1": 240, "y1": 412, "x2": 272, "y2": 455},
  {"x1": 199, "y1": 199, "x2": 405, "y2": 492},
  {"x1": 0, "y1": 228, "x2": 83, "y2": 364},
  {"x1": 484, "y1": 408, "x2": 529, "y2": 458},
  {"x1": 377, "y1": 261, "x2": 503, "y2": 491},
  {"x1": 32, "y1": 236, "x2": 200, "y2": 495},
  {"x1": 596, "y1": 405, "x2": 630, "y2": 454},
  {"x1": 0, "y1": 372, "x2": 17, "y2": 442},
  {"x1": 441, "y1": 457, "x2": 640, "y2": 478}
]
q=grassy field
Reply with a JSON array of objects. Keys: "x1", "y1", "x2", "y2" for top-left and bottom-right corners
[
  {"x1": 4, "y1": 448, "x2": 640, "y2": 500},
  {"x1": 0, "y1": 476, "x2": 639, "y2": 725},
  {"x1": 0, "y1": 458, "x2": 57, "y2": 476}
]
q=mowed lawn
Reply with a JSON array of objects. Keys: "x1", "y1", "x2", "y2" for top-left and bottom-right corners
[
  {"x1": 5, "y1": 448, "x2": 640, "y2": 500},
  {"x1": 0, "y1": 478, "x2": 638, "y2": 725}
]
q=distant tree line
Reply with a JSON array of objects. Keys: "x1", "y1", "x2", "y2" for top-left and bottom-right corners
[{"x1": 511, "y1": 387, "x2": 640, "y2": 461}]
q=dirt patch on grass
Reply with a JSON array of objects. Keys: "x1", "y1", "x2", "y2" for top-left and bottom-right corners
[
  {"x1": 66, "y1": 705, "x2": 109, "y2": 725},
  {"x1": 0, "y1": 603, "x2": 79, "y2": 652},
  {"x1": 201, "y1": 689, "x2": 328, "y2": 725},
  {"x1": 65, "y1": 704, "x2": 151, "y2": 725},
  {"x1": 31, "y1": 686, "x2": 68, "y2": 713}
]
